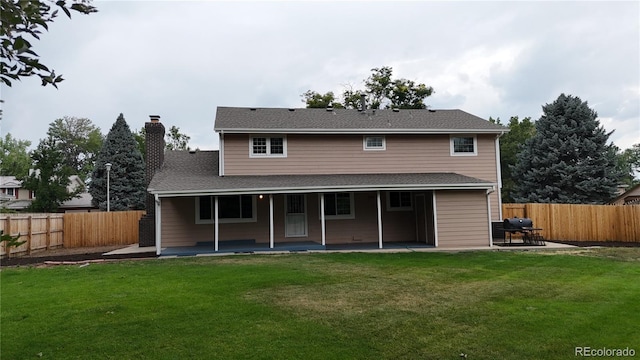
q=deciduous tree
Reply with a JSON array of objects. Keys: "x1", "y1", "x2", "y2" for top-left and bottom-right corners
[
  {"x1": 616, "y1": 143, "x2": 640, "y2": 187},
  {"x1": 89, "y1": 114, "x2": 145, "y2": 211},
  {"x1": 511, "y1": 94, "x2": 620, "y2": 204},
  {"x1": 1, "y1": 0, "x2": 97, "y2": 87},
  {"x1": 301, "y1": 90, "x2": 344, "y2": 109},
  {"x1": 46, "y1": 116, "x2": 103, "y2": 181},
  {"x1": 165, "y1": 125, "x2": 191, "y2": 151},
  {"x1": 490, "y1": 116, "x2": 536, "y2": 202},
  {"x1": 133, "y1": 125, "x2": 192, "y2": 159},
  {"x1": 302, "y1": 66, "x2": 434, "y2": 110},
  {"x1": 21, "y1": 137, "x2": 78, "y2": 212},
  {"x1": 0, "y1": 133, "x2": 31, "y2": 177}
]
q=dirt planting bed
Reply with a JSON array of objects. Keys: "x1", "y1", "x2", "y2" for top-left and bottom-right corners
[{"x1": 1, "y1": 245, "x2": 156, "y2": 267}]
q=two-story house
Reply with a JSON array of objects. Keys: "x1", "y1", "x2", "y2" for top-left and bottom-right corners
[
  {"x1": 142, "y1": 107, "x2": 507, "y2": 255},
  {"x1": 0, "y1": 176, "x2": 35, "y2": 210},
  {"x1": 0, "y1": 175, "x2": 95, "y2": 212}
]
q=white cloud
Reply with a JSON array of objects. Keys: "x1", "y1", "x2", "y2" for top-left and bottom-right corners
[{"x1": 1, "y1": 0, "x2": 638, "y2": 152}]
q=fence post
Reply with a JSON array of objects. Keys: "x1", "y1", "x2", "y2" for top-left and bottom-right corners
[
  {"x1": 46, "y1": 215, "x2": 52, "y2": 250},
  {"x1": 5, "y1": 216, "x2": 12, "y2": 257},
  {"x1": 27, "y1": 215, "x2": 33, "y2": 255}
]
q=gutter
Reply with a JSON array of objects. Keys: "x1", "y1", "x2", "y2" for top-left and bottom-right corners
[
  {"x1": 214, "y1": 128, "x2": 508, "y2": 135},
  {"x1": 148, "y1": 182, "x2": 498, "y2": 198}
]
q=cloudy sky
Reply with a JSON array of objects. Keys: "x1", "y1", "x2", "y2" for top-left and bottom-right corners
[{"x1": 2, "y1": 1, "x2": 639, "y2": 151}]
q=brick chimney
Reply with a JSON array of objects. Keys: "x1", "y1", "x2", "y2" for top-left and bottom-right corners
[{"x1": 139, "y1": 115, "x2": 165, "y2": 247}]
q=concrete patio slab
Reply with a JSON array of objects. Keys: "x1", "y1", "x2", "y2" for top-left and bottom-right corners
[{"x1": 103, "y1": 240, "x2": 577, "y2": 258}]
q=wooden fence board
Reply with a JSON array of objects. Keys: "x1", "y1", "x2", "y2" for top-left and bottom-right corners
[
  {"x1": 63, "y1": 211, "x2": 145, "y2": 248},
  {"x1": 502, "y1": 204, "x2": 640, "y2": 242},
  {"x1": 1, "y1": 211, "x2": 144, "y2": 257},
  {"x1": 0, "y1": 214, "x2": 64, "y2": 257}
]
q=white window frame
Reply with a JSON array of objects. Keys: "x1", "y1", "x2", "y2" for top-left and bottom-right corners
[
  {"x1": 195, "y1": 195, "x2": 257, "y2": 224},
  {"x1": 249, "y1": 135, "x2": 287, "y2": 158},
  {"x1": 319, "y1": 192, "x2": 355, "y2": 220},
  {"x1": 6, "y1": 188, "x2": 15, "y2": 196},
  {"x1": 386, "y1": 191, "x2": 413, "y2": 211},
  {"x1": 363, "y1": 135, "x2": 386, "y2": 151},
  {"x1": 450, "y1": 135, "x2": 477, "y2": 156}
]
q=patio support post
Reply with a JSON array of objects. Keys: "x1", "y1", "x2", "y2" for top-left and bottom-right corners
[
  {"x1": 320, "y1": 193, "x2": 326, "y2": 246},
  {"x1": 432, "y1": 192, "x2": 438, "y2": 247},
  {"x1": 155, "y1": 194, "x2": 161, "y2": 255},
  {"x1": 377, "y1": 190, "x2": 383, "y2": 249},
  {"x1": 214, "y1": 196, "x2": 219, "y2": 252},
  {"x1": 269, "y1": 194, "x2": 274, "y2": 249}
]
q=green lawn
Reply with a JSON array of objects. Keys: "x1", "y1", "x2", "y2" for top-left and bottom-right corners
[{"x1": 2, "y1": 248, "x2": 639, "y2": 359}]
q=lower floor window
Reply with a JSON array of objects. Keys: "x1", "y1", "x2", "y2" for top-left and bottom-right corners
[
  {"x1": 196, "y1": 195, "x2": 256, "y2": 223},
  {"x1": 387, "y1": 191, "x2": 412, "y2": 210},
  {"x1": 322, "y1": 193, "x2": 355, "y2": 219}
]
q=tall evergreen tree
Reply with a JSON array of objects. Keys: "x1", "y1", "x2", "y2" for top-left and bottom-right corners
[
  {"x1": 511, "y1": 94, "x2": 620, "y2": 204},
  {"x1": 89, "y1": 114, "x2": 146, "y2": 211}
]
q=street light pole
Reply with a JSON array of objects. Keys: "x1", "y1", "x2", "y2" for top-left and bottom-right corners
[{"x1": 105, "y1": 163, "x2": 112, "y2": 212}]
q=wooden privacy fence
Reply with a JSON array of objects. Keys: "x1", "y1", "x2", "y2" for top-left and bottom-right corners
[
  {"x1": 63, "y1": 211, "x2": 145, "y2": 248},
  {"x1": 0, "y1": 214, "x2": 64, "y2": 257},
  {"x1": 1, "y1": 211, "x2": 145, "y2": 257},
  {"x1": 502, "y1": 203, "x2": 640, "y2": 242}
]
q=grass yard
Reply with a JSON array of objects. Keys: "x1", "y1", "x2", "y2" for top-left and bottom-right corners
[{"x1": 2, "y1": 248, "x2": 639, "y2": 359}]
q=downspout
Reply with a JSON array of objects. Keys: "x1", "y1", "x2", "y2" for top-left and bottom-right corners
[
  {"x1": 486, "y1": 187, "x2": 495, "y2": 247},
  {"x1": 219, "y1": 131, "x2": 225, "y2": 177}
]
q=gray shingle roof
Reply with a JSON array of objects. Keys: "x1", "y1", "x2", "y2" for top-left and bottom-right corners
[
  {"x1": 214, "y1": 107, "x2": 507, "y2": 133},
  {"x1": 148, "y1": 151, "x2": 494, "y2": 196}
]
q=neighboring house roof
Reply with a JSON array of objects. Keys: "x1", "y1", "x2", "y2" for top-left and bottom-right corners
[
  {"x1": 214, "y1": 107, "x2": 508, "y2": 134},
  {"x1": 0, "y1": 176, "x2": 22, "y2": 188},
  {"x1": 1, "y1": 199, "x2": 32, "y2": 210},
  {"x1": 608, "y1": 183, "x2": 640, "y2": 205},
  {"x1": 60, "y1": 192, "x2": 94, "y2": 209},
  {"x1": 0, "y1": 175, "x2": 95, "y2": 211},
  {"x1": 148, "y1": 151, "x2": 495, "y2": 196}
]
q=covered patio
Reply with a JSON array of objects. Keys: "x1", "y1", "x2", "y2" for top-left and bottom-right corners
[{"x1": 149, "y1": 151, "x2": 498, "y2": 255}]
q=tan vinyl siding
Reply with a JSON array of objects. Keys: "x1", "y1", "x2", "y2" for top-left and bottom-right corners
[
  {"x1": 161, "y1": 197, "x2": 208, "y2": 247},
  {"x1": 224, "y1": 134, "x2": 496, "y2": 179},
  {"x1": 161, "y1": 196, "x2": 273, "y2": 247},
  {"x1": 17, "y1": 188, "x2": 30, "y2": 199},
  {"x1": 322, "y1": 192, "x2": 378, "y2": 244},
  {"x1": 224, "y1": 133, "x2": 501, "y2": 220},
  {"x1": 435, "y1": 190, "x2": 490, "y2": 248},
  {"x1": 161, "y1": 192, "x2": 422, "y2": 248}
]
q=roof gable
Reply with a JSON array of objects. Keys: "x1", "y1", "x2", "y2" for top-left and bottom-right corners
[
  {"x1": 0, "y1": 176, "x2": 22, "y2": 188},
  {"x1": 214, "y1": 107, "x2": 507, "y2": 134}
]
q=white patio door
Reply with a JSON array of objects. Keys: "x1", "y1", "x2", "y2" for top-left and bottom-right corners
[{"x1": 285, "y1": 194, "x2": 307, "y2": 237}]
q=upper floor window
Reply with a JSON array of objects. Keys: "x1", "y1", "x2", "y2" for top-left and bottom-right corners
[
  {"x1": 363, "y1": 136, "x2": 386, "y2": 151},
  {"x1": 387, "y1": 191, "x2": 412, "y2": 211},
  {"x1": 321, "y1": 192, "x2": 355, "y2": 220},
  {"x1": 196, "y1": 195, "x2": 257, "y2": 224},
  {"x1": 250, "y1": 136, "x2": 287, "y2": 157},
  {"x1": 450, "y1": 135, "x2": 477, "y2": 156},
  {"x1": 6, "y1": 188, "x2": 15, "y2": 197}
]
